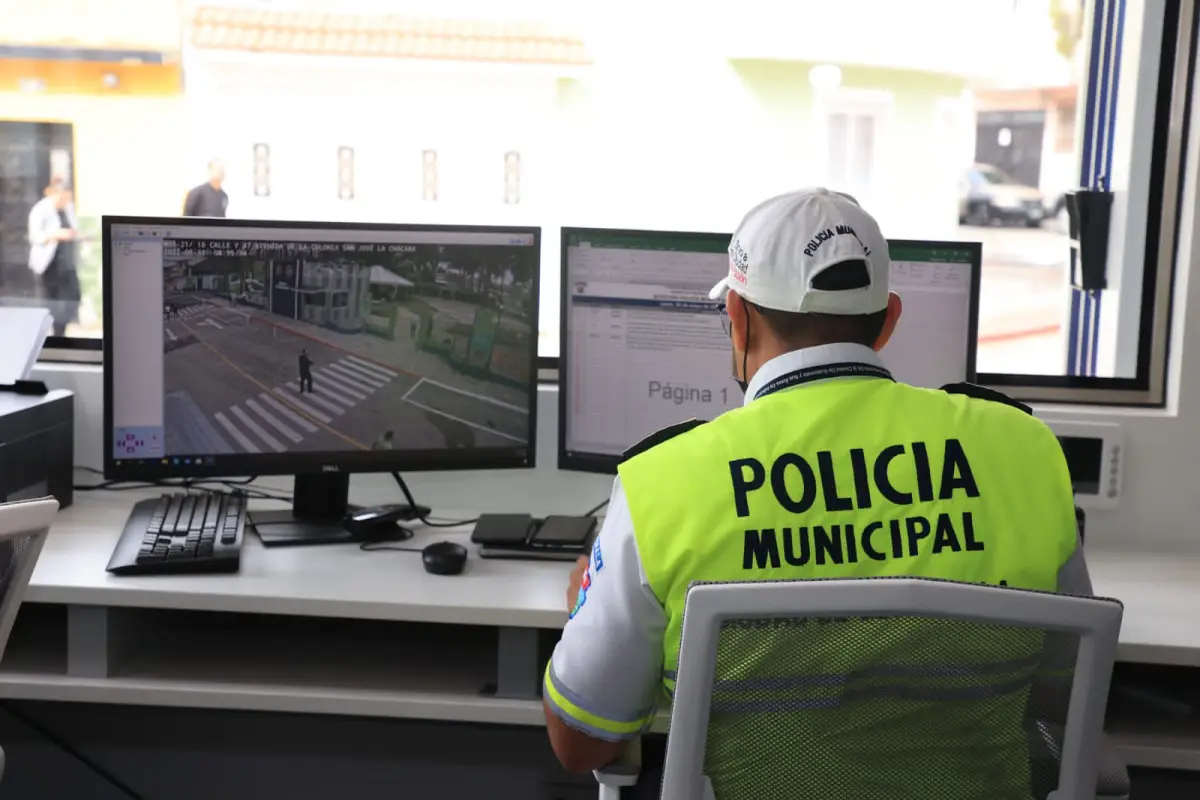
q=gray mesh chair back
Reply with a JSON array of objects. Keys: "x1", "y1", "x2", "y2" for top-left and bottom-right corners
[
  {"x1": 0, "y1": 498, "x2": 56, "y2": 664},
  {"x1": 659, "y1": 577, "x2": 1123, "y2": 800},
  {"x1": 0, "y1": 497, "x2": 58, "y2": 785}
]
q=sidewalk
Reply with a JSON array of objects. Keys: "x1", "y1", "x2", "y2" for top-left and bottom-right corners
[{"x1": 977, "y1": 265, "x2": 1067, "y2": 343}]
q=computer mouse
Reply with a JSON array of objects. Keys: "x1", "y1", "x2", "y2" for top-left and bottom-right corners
[{"x1": 422, "y1": 541, "x2": 468, "y2": 576}]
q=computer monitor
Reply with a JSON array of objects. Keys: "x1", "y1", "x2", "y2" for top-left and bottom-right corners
[
  {"x1": 103, "y1": 217, "x2": 540, "y2": 540},
  {"x1": 558, "y1": 227, "x2": 981, "y2": 474}
]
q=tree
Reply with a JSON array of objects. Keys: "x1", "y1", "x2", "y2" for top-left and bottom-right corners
[{"x1": 1050, "y1": 0, "x2": 1085, "y2": 60}]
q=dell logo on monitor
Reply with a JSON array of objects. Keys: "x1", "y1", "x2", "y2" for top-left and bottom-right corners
[{"x1": 321, "y1": 465, "x2": 340, "y2": 473}]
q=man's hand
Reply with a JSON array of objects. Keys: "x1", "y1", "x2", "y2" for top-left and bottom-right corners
[
  {"x1": 566, "y1": 555, "x2": 588, "y2": 614},
  {"x1": 54, "y1": 229, "x2": 75, "y2": 242}
]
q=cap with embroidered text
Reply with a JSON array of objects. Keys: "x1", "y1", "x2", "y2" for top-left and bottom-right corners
[{"x1": 710, "y1": 188, "x2": 891, "y2": 315}]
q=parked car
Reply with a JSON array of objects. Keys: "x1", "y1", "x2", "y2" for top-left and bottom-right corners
[{"x1": 958, "y1": 163, "x2": 1048, "y2": 228}]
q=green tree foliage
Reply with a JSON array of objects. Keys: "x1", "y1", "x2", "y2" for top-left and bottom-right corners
[{"x1": 1050, "y1": 0, "x2": 1085, "y2": 60}]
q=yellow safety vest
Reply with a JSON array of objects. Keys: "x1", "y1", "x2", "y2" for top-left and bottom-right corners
[{"x1": 618, "y1": 366, "x2": 1078, "y2": 799}]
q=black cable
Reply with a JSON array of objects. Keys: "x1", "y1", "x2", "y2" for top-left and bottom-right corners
[
  {"x1": 74, "y1": 482, "x2": 166, "y2": 492},
  {"x1": 72, "y1": 468, "x2": 289, "y2": 501},
  {"x1": 389, "y1": 471, "x2": 478, "y2": 527},
  {"x1": 583, "y1": 499, "x2": 609, "y2": 517},
  {"x1": 0, "y1": 700, "x2": 145, "y2": 799},
  {"x1": 359, "y1": 541, "x2": 423, "y2": 553}
]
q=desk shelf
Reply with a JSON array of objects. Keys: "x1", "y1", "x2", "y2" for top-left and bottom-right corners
[
  {"x1": 1108, "y1": 719, "x2": 1200, "y2": 771},
  {"x1": 1107, "y1": 661, "x2": 1200, "y2": 771},
  {"x1": 0, "y1": 603, "x2": 547, "y2": 726},
  {"x1": 7, "y1": 524, "x2": 1200, "y2": 776}
]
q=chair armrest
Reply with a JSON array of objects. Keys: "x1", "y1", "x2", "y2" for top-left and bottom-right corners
[{"x1": 594, "y1": 736, "x2": 642, "y2": 788}]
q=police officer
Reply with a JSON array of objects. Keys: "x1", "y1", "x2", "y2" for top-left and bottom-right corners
[{"x1": 541, "y1": 189, "x2": 1091, "y2": 792}]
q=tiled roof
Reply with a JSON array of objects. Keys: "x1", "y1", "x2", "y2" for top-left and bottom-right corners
[{"x1": 189, "y1": 7, "x2": 590, "y2": 66}]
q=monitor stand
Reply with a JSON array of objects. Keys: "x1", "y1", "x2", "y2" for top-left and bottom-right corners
[{"x1": 249, "y1": 473, "x2": 423, "y2": 548}]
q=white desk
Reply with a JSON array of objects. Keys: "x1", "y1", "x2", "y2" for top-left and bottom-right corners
[
  {"x1": 1, "y1": 487, "x2": 1199, "y2": 770},
  {"x1": 29, "y1": 485, "x2": 570, "y2": 629},
  {"x1": 1088, "y1": 553, "x2": 1200, "y2": 669}
]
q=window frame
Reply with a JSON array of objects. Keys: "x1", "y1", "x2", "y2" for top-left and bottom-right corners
[{"x1": 979, "y1": 0, "x2": 1195, "y2": 405}]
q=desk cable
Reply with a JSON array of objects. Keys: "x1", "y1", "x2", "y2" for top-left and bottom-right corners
[
  {"x1": 361, "y1": 485, "x2": 611, "y2": 554},
  {"x1": 387, "y1": 473, "x2": 609, "y2": 526},
  {"x1": 389, "y1": 471, "x2": 477, "y2": 527},
  {"x1": 355, "y1": 473, "x2": 478, "y2": 553},
  {"x1": 72, "y1": 466, "x2": 292, "y2": 502},
  {"x1": 583, "y1": 499, "x2": 609, "y2": 517},
  {"x1": 0, "y1": 700, "x2": 146, "y2": 799}
]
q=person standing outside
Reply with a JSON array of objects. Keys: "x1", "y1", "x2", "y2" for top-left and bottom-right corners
[
  {"x1": 298, "y1": 349, "x2": 314, "y2": 394},
  {"x1": 27, "y1": 182, "x2": 82, "y2": 337},
  {"x1": 182, "y1": 160, "x2": 229, "y2": 218},
  {"x1": 541, "y1": 189, "x2": 1089, "y2": 796}
]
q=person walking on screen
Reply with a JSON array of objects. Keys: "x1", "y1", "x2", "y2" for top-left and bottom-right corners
[
  {"x1": 298, "y1": 349, "x2": 314, "y2": 393},
  {"x1": 182, "y1": 159, "x2": 229, "y2": 218},
  {"x1": 372, "y1": 430, "x2": 395, "y2": 450}
]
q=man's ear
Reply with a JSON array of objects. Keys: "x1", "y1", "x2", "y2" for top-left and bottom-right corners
[
  {"x1": 873, "y1": 292, "x2": 903, "y2": 351},
  {"x1": 727, "y1": 291, "x2": 749, "y2": 352}
]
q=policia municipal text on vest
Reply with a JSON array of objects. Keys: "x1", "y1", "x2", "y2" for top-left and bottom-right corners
[{"x1": 616, "y1": 376, "x2": 1079, "y2": 800}]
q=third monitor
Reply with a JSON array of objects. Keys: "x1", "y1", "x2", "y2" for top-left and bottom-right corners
[{"x1": 558, "y1": 227, "x2": 982, "y2": 474}]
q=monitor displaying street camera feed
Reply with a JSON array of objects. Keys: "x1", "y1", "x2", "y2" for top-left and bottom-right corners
[{"x1": 103, "y1": 217, "x2": 540, "y2": 479}]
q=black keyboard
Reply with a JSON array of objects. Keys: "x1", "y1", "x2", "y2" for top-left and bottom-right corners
[{"x1": 107, "y1": 492, "x2": 246, "y2": 576}]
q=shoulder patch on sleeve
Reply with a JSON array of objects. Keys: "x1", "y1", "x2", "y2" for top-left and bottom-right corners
[
  {"x1": 940, "y1": 382, "x2": 1033, "y2": 416},
  {"x1": 621, "y1": 419, "x2": 707, "y2": 462}
]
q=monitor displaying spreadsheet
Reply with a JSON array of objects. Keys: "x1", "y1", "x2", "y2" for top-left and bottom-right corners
[{"x1": 557, "y1": 227, "x2": 981, "y2": 473}]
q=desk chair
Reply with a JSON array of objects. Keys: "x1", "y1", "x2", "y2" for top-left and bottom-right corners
[
  {"x1": 0, "y1": 498, "x2": 59, "y2": 786},
  {"x1": 597, "y1": 577, "x2": 1130, "y2": 800}
]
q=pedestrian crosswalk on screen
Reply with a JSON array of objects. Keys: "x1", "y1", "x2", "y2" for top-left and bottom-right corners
[{"x1": 103, "y1": 217, "x2": 540, "y2": 476}]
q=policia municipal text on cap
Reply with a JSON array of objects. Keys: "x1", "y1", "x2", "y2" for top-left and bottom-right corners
[{"x1": 541, "y1": 188, "x2": 1092, "y2": 791}]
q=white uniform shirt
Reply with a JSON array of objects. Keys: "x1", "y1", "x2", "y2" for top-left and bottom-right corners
[{"x1": 27, "y1": 197, "x2": 78, "y2": 276}]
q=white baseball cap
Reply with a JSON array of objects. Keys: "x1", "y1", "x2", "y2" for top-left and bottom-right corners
[{"x1": 709, "y1": 188, "x2": 891, "y2": 315}]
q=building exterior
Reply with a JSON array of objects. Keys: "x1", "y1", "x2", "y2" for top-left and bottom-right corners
[
  {"x1": 4, "y1": 0, "x2": 1079, "y2": 361},
  {"x1": 0, "y1": 0, "x2": 188, "y2": 217},
  {"x1": 294, "y1": 260, "x2": 373, "y2": 331}
]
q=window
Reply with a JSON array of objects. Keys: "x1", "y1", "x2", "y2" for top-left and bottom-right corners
[
  {"x1": 815, "y1": 89, "x2": 893, "y2": 208},
  {"x1": 252, "y1": 143, "x2": 271, "y2": 198},
  {"x1": 504, "y1": 151, "x2": 521, "y2": 205},
  {"x1": 422, "y1": 150, "x2": 438, "y2": 202},
  {"x1": 826, "y1": 113, "x2": 876, "y2": 192},
  {"x1": 337, "y1": 146, "x2": 354, "y2": 201},
  {"x1": 4, "y1": 0, "x2": 1190, "y2": 406}
]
